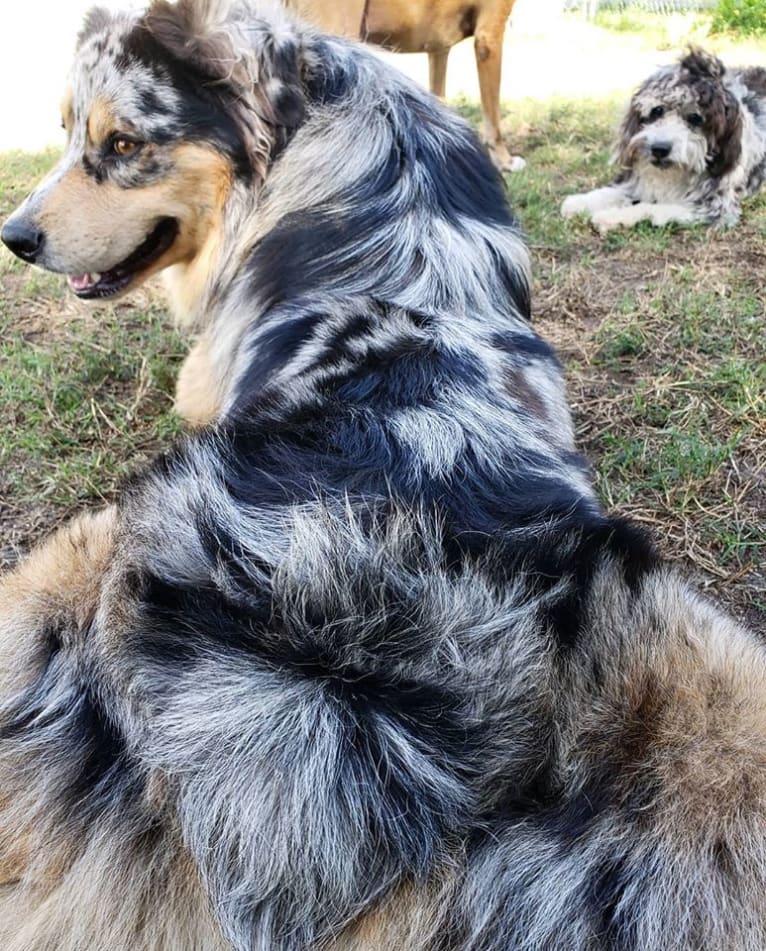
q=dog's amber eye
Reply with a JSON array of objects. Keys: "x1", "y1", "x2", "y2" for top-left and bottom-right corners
[
  {"x1": 686, "y1": 112, "x2": 704, "y2": 128},
  {"x1": 112, "y1": 137, "x2": 140, "y2": 157},
  {"x1": 648, "y1": 106, "x2": 664, "y2": 122}
]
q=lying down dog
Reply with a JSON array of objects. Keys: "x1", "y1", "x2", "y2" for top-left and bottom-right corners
[
  {"x1": 562, "y1": 48, "x2": 766, "y2": 232},
  {"x1": 2, "y1": 2, "x2": 766, "y2": 949}
]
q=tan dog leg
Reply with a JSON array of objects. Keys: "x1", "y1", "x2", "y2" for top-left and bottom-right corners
[
  {"x1": 174, "y1": 334, "x2": 222, "y2": 428},
  {"x1": 0, "y1": 508, "x2": 117, "y2": 694},
  {"x1": 474, "y1": 3, "x2": 525, "y2": 172},
  {"x1": 428, "y1": 49, "x2": 449, "y2": 98}
]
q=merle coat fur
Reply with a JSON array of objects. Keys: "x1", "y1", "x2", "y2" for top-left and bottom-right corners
[
  {"x1": 1, "y1": 4, "x2": 766, "y2": 950},
  {"x1": 561, "y1": 49, "x2": 766, "y2": 231}
]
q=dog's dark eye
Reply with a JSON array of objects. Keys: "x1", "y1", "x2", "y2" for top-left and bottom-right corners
[
  {"x1": 648, "y1": 106, "x2": 665, "y2": 122},
  {"x1": 686, "y1": 112, "x2": 704, "y2": 128},
  {"x1": 109, "y1": 136, "x2": 142, "y2": 158}
]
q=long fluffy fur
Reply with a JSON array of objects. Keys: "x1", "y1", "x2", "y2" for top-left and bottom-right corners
[
  {"x1": 2, "y1": 5, "x2": 766, "y2": 950},
  {"x1": 561, "y1": 48, "x2": 766, "y2": 231}
]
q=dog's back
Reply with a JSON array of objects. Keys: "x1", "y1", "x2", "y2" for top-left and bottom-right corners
[{"x1": 732, "y1": 65, "x2": 766, "y2": 195}]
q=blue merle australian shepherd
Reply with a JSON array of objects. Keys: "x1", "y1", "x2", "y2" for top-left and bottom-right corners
[{"x1": 2, "y1": 2, "x2": 766, "y2": 949}]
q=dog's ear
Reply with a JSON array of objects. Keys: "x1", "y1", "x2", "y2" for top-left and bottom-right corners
[
  {"x1": 680, "y1": 47, "x2": 726, "y2": 82},
  {"x1": 677, "y1": 47, "x2": 742, "y2": 177},
  {"x1": 707, "y1": 92, "x2": 743, "y2": 178},
  {"x1": 77, "y1": 6, "x2": 115, "y2": 47},
  {"x1": 677, "y1": 48, "x2": 742, "y2": 178},
  {"x1": 614, "y1": 97, "x2": 643, "y2": 175},
  {"x1": 143, "y1": 0, "x2": 305, "y2": 176}
]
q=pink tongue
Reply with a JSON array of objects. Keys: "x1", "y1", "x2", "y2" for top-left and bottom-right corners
[{"x1": 68, "y1": 274, "x2": 94, "y2": 291}]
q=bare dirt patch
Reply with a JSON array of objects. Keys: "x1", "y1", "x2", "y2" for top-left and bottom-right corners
[{"x1": 532, "y1": 229, "x2": 765, "y2": 632}]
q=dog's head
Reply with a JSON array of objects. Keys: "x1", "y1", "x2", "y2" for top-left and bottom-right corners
[
  {"x1": 1, "y1": 0, "x2": 305, "y2": 301},
  {"x1": 616, "y1": 48, "x2": 742, "y2": 181}
]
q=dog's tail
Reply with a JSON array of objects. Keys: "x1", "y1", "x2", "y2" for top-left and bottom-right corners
[{"x1": 455, "y1": 565, "x2": 766, "y2": 950}]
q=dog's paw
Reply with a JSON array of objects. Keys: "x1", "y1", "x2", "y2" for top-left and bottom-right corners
[
  {"x1": 648, "y1": 209, "x2": 670, "y2": 227},
  {"x1": 560, "y1": 194, "x2": 589, "y2": 219},
  {"x1": 487, "y1": 141, "x2": 526, "y2": 173},
  {"x1": 590, "y1": 208, "x2": 626, "y2": 234},
  {"x1": 646, "y1": 206, "x2": 695, "y2": 228},
  {"x1": 506, "y1": 155, "x2": 527, "y2": 173}
]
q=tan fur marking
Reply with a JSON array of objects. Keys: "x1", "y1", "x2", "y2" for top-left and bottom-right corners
[
  {"x1": 174, "y1": 334, "x2": 223, "y2": 427},
  {"x1": 38, "y1": 165, "x2": 146, "y2": 269},
  {"x1": 0, "y1": 824, "x2": 29, "y2": 888},
  {"x1": 328, "y1": 872, "x2": 458, "y2": 949},
  {"x1": 60, "y1": 87, "x2": 74, "y2": 134},
  {"x1": 0, "y1": 508, "x2": 117, "y2": 690},
  {"x1": 88, "y1": 99, "x2": 118, "y2": 145},
  {"x1": 0, "y1": 509, "x2": 227, "y2": 950},
  {"x1": 0, "y1": 837, "x2": 227, "y2": 951},
  {"x1": 571, "y1": 570, "x2": 766, "y2": 852},
  {"x1": 87, "y1": 97, "x2": 118, "y2": 147},
  {"x1": 0, "y1": 509, "x2": 117, "y2": 895},
  {"x1": 161, "y1": 143, "x2": 233, "y2": 325},
  {"x1": 504, "y1": 366, "x2": 549, "y2": 421}
]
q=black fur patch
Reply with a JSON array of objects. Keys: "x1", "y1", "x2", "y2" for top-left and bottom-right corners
[
  {"x1": 534, "y1": 519, "x2": 660, "y2": 650},
  {"x1": 119, "y1": 24, "x2": 252, "y2": 176},
  {"x1": 0, "y1": 642, "x2": 137, "y2": 822}
]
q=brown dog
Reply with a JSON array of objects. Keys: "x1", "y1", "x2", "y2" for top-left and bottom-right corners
[{"x1": 286, "y1": 0, "x2": 524, "y2": 171}]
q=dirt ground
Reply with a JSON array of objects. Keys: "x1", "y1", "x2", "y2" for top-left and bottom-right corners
[{"x1": 534, "y1": 241, "x2": 766, "y2": 634}]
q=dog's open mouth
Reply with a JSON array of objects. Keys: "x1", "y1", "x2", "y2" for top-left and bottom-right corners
[{"x1": 67, "y1": 218, "x2": 179, "y2": 299}]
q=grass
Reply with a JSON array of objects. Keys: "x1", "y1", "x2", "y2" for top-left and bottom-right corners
[
  {"x1": 0, "y1": 89, "x2": 764, "y2": 632},
  {"x1": 594, "y1": 9, "x2": 711, "y2": 48},
  {"x1": 593, "y1": 8, "x2": 766, "y2": 50},
  {"x1": 0, "y1": 303, "x2": 183, "y2": 504}
]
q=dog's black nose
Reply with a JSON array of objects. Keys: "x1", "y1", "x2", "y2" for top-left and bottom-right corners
[
  {"x1": 1, "y1": 218, "x2": 44, "y2": 263},
  {"x1": 650, "y1": 142, "x2": 672, "y2": 161}
]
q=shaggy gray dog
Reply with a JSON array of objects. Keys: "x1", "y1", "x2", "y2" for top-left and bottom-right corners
[
  {"x1": 1, "y1": 4, "x2": 766, "y2": 950},
  {"x1": 562, "y1": 49, "x2": 766, "y2": 231}
]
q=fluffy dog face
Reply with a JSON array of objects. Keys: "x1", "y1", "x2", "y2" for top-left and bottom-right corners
[
  {"x1": 617, "y1": 49, "x2": 743, "y2": 181},
  {"x1": 1, "y1": 1, "x2": 304, "y2": 301}
]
